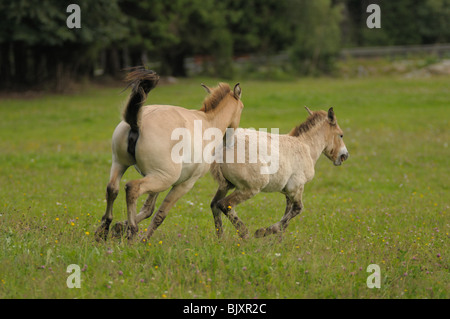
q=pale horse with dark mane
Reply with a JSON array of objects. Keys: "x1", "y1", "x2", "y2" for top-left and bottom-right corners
[
  {"x1": 210, "y1": 106, "x2": 349, "y2": 238},
  {"x1": 95, "y1": 67, "x2": 244, "y2": 242}
]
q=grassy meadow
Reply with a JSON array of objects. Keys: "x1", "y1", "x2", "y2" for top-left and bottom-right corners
[{"x1": 0, "y1": 75, "x2": 448, "y2": 299}]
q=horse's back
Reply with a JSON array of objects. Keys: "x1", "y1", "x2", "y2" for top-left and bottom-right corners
[
  {"x1": 140, "y1": 104, "x2": 205, "y2": 128},
  {"x1": 218, "y1": 129, "x2": 314, "y2": 193}
]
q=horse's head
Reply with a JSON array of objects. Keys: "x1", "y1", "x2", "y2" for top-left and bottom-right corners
[
  {"x1": 201, "y1": 82, "x2": 243, "y2": 131},
  {"x1": 322, "y1": 107, "x2": 349, "y2": 166}
]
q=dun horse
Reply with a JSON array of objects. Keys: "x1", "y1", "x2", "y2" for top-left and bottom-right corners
[
  {"x1": 210, "y1": 107, "x2": 349, "y2": 238},
  {"x1": 95, "y1": 67, "x2": 243, "y2": 241}
]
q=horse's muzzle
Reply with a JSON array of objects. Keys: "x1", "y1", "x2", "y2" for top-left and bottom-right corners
[{"x1": 334, "y1": 148, "x2": 349, "y2": 166}]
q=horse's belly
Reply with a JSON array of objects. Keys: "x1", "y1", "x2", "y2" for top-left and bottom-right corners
[
  {"x1": 260, "y1": 176, "x2": 289, "y2": 193},
  {"x1": 174, "y1": 162, "x2": 209, "y2": 185}
]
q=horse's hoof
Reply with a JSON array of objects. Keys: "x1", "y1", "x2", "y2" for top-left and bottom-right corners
[
  {"x1": 239, "y1": 230, "x2": 249, "y2": 239},
  {"x1": 111, "y1": 221, "x2": 127, "y2": 238},
  {"x1": 126, "y1": 225, "x2": 138, "y2": 242},
  {"x1": 94, "y1": 225, "x2": 109, "y2": 242},
  {"x1": 94, "y1": 230, "x2": 108, "y2": 242},
  {"x1": 254, "y1": 228, "x2": 266, "y2": 238},
  {"x1": 215, "y1": 229, "x2": 223, "y2": 239}
]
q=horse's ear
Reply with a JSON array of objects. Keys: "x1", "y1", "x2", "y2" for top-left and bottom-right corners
[
  {"x1": 304, "y1": 106, "x2": 313, "y2": 116},
  {"x1": 327, "y1": 107, "x2": 336, "y2": 125},
  {"x1": 201, "y1": 83, "x2": 211, "y2": 94},
  {"x1": 233, "y1": 83, "x2": 242, "y2": 100}
]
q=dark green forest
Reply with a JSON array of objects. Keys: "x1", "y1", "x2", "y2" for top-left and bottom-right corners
[{"x1": 0, "y1": 0, "x2": 449, "y2": 90}]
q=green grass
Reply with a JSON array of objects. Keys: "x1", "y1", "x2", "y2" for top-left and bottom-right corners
[{"x1": 0, "y1": 76, "x2": 448, "y2": 298}]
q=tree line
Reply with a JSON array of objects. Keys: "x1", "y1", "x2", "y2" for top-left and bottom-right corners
[{"x1": 0, "y1": 0, "x2": 448, "y2": 90}]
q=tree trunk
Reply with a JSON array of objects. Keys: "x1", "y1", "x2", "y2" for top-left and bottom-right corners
[
  {"x1": 0, "y1": 43, "x2": 12, "y2": 89},
  {"x1": 105, "y1": 48, "x2": 121, "y2": 78},
  {"x1": 12, "y1": 42, "x2": 28, "y2": 89},
  {"x1": 161, "y1": 49, "x2": 186, "y2": 77}
]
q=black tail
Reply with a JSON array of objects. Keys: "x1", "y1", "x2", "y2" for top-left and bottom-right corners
[
  {"x1": 123, "y1": 67, "x2": 159, "y2": 130},
  {"x1": 122, "y1": 67, "x2": 159, "y2": 158}
]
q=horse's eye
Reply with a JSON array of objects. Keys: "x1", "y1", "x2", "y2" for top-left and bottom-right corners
[{"x1": 340, "y1": 135, "x2": 343, "y2": 138}]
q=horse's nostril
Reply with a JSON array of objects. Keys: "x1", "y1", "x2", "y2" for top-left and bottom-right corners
[{"x1": 341, "y1": 153, "x2": 348, "y2": 162}]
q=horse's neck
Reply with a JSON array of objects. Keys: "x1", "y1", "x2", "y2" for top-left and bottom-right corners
[{"x1": 297, "y1": 126, "x2": 327, "y2": 165}]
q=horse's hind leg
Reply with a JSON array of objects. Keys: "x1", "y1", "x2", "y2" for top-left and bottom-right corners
[
  {"x1": 210, "y1": 184, "x2": 233, "y2": 238},
  {"x1": 255, "y1": 187, "x2": 303, "y2": 238},
  {"x1": 216, "y1": 189, "x2": 257, "y2": 239},
  {"x1": 95, "y1": 163, "x2": 128, "y2": 241}
]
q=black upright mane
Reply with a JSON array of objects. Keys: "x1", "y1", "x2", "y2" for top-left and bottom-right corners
[
  {"x1": 289, "y1": 111, "x2": 326, "y2": 137},
  {"x1": 200, "y1": 83, "x2": 231, "y2": 113}
]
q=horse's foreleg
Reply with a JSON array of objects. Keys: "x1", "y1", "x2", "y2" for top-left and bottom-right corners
[
  {"x1": 144, "y1": 180, "x2": 196, "y2": 241},
  {"x1": 210, "y1": 185, "x2": 232, "y2": 238},
  {"x1": 255, "y1": 188, "x2": 303, "y2": 238},
  {"x1": 111, "y1": 192, "x2": 159, "y2": 238},
  {"x1": 95, "y1": 163, "x2": 128, "y2": 241},
  {"x1": 217, "y1": 189, "x2": 257, "y2": 239},
  {"x1": 136, "y1": 192, "x2": 159, "y2": 223},
  {"x1": 125, "y1": 174, "x2": 177, "y2": 241}
]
